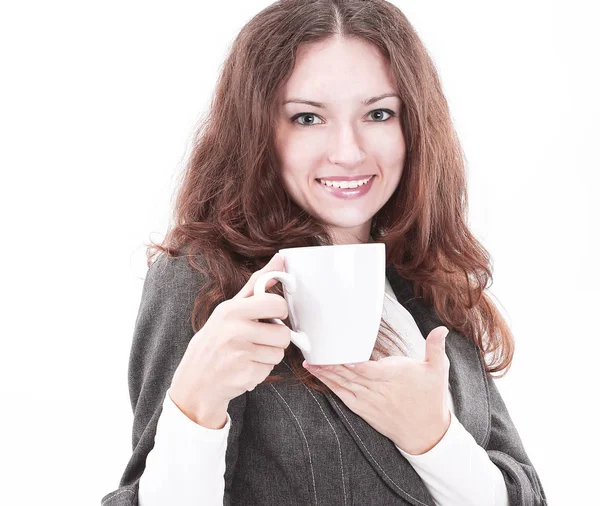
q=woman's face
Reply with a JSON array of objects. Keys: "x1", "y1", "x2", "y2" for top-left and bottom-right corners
[{"x1": 274, "y1": 36, "x2": 406, "y2": 244}]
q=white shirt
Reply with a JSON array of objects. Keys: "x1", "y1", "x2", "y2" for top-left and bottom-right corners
[{"x1": 138, "y1": 276, "x2": 510, "y2": 506}]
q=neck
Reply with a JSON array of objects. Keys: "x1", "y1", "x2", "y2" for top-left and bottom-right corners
[{"x1": 328, "y1": 220, "x2": 373, "y2": 245}]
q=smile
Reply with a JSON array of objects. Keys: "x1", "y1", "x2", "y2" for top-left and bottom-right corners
[
  {"x1": 316, "y1": 175, "x2": 374, "y2": 188},
  {"x1": 315, "y1": 175, "x2": 375, "y2": 200}
]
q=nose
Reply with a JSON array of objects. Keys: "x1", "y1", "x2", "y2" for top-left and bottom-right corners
[{"x1": 327, "y1": 125, "x2": 365, "y2": 170}]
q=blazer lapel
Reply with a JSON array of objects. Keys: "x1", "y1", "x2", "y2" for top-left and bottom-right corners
[{"x1": 323, "y1": 265, "x2": 490, "y2": 506}]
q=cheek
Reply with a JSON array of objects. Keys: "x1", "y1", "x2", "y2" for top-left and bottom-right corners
[
  {"x1": 390, "y1": 161, "x2": 404, "y2": 187},
  {"x1": 279, "y1": 164, "x2": 314, "y2": 210},
  {"x1": 380, "y1": 141, "x2": 406, "y2": 185},
  {"x1": 280, "y1": 171, "x2": 298, "y2": 200},
  {"x1": 279, "y1": 146, "x2": 317, "y2": 188},
  {"x1": 275, "y1": 126, "x2": 315, "y2": 199}
]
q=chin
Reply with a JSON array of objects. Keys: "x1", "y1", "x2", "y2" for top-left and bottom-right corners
[{"x1": 319, "y1": 213, "x2": 373, "y2": 230}]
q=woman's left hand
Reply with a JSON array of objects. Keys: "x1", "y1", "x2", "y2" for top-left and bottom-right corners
[{"x1": 303, "y1": 326, "x2": 452, "y2": 456}]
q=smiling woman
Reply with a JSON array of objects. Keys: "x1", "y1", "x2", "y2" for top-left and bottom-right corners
[{"x1": 101, "y1": 1, "x2": 548, "y2": 505}]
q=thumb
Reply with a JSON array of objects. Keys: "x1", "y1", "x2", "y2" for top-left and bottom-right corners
[
  {"x1": 424, "y1": 326, "x2": 449, "y2": 365},
  {"x1": 234, "y1": 253, "x2": 285, "y2": 299}
]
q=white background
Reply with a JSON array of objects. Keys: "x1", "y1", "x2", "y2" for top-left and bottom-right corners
[{"x1": 1, "y1": 1, "x2": 597, "y2": 504}]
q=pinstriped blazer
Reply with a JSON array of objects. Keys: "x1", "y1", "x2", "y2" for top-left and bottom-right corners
[{"x1": 101, "y1": 253, "x2": 547, "y2": 506}]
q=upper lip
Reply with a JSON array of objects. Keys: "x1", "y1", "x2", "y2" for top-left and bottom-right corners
[{"x1": 315, "y1": 174, "x2": 375, "y2": 181}]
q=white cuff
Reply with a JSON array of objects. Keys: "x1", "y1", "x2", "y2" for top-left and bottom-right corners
[
  {"x1": 137, "y1": 388, "x2": 230, "y2": 506},
  {"x1": 395, "y1": 409, "x2": 457, "y2": 461},
  {"x1": 395, "y1": 411, "x2": 510, "y2": 506},
  {"x1": 164, "y1": 387, "x2": 231, "y2": 439}
]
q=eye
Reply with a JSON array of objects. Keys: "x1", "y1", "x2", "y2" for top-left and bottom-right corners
[
  {"x1": 291, "y1": 113, "x2": 324, "y2": 126},
  {"x1": 367, "y1": 109, "x2": 396, "y2": 122},
  {"x1": 290, "y1": 108, "x2": 396, "y2": 127}
]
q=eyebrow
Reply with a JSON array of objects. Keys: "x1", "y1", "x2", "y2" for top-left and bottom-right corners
[{"x1": 282, "y1": 92, "x2": 401, "y2": 108}]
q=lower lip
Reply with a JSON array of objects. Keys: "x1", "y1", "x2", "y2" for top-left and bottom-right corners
[{"x1": 316, "y1": 176, "x2": 375, "y2": 200}]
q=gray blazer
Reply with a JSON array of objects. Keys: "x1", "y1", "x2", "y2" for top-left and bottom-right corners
[{"x1": 101, "y1": 253, "x2": 548, "y2": 506}]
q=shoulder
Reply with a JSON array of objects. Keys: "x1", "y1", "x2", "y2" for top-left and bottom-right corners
[{"x1": 145, "y1": 250, "x2": 207, "y2": 292}]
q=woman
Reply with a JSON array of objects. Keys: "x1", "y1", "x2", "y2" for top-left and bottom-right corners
[{"x1": 102, "y1": 1, "x2": 547, "y2": 505}]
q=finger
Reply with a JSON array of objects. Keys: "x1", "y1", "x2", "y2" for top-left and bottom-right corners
[
  {"x1": 306, "y1": 362, "x2": 371, "y2": 389},
  {"x1": 232, "y1": 293, "x2": 289, "y2": 321},
  {"x1": 346, "y1": 356, "x2": 408, "y2": 380},
  {"x1": 244, "y1": 319, "x2": 291, "y2": 348},
  {"x1": 337, "y1": 360, "x2": 386, "y2": 381},
  {"x1": 247, "y1": 342, "x2": 286, "y2": 365},
  {"x1": 234, "y1": 253, "x2": 285, "y2": 299},
  {"x1": 424, "y1": 326, "x2": 450, "y2": 370},
  {"x1": 310, "y1": 370, "x2": 358, "y2": 404},
  {"x1": 306, "y1": 365, "x2": 368, "y2": 395}
]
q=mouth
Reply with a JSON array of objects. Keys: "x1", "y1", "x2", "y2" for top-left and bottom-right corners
[
  {"x1": 315, "y1": 174, "x2": 376, "y2": 199},
  {"x1": 315, "y1": 174, "x2": 375, "y2": 189}
]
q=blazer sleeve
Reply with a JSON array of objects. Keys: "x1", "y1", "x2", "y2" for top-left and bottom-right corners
[
  {"x1": 484, "y1": 373, "x2": 548, "y2": 505},
  {"x1": 100, "y1": 253, "x2": 248, "y2": 506}
]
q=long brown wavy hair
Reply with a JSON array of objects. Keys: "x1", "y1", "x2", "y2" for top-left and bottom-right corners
[{"x1": 146, "y1": 0, "x2": 515, "y2": 392}]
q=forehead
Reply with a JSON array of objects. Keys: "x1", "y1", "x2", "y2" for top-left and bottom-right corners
[{"x1": 280, "y1": 37, "x2": 396, "y2": 104}]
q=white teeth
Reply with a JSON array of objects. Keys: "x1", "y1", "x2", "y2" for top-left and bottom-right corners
[{"x1": 318, "y1": 176, "x2": 373, "y2": 188}]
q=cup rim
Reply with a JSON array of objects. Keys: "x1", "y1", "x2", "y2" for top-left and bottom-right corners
[{"x1": 279, "y1": 242, "x2": 385, "y2": 254}]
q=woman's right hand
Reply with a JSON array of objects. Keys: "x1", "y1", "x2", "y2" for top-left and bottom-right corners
[{"x1": 169, "y1": 253, "x2": 291, "y2": 428}]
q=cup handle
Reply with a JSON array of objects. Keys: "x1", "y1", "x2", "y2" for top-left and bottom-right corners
[{"x1": 254, "y1": 271, "x2": 312, "y2": 355}]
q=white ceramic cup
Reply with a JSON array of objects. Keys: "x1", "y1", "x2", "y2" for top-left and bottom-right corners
[{"x1": 253, "y1": 243, "x2": 386, "y2": 365}]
